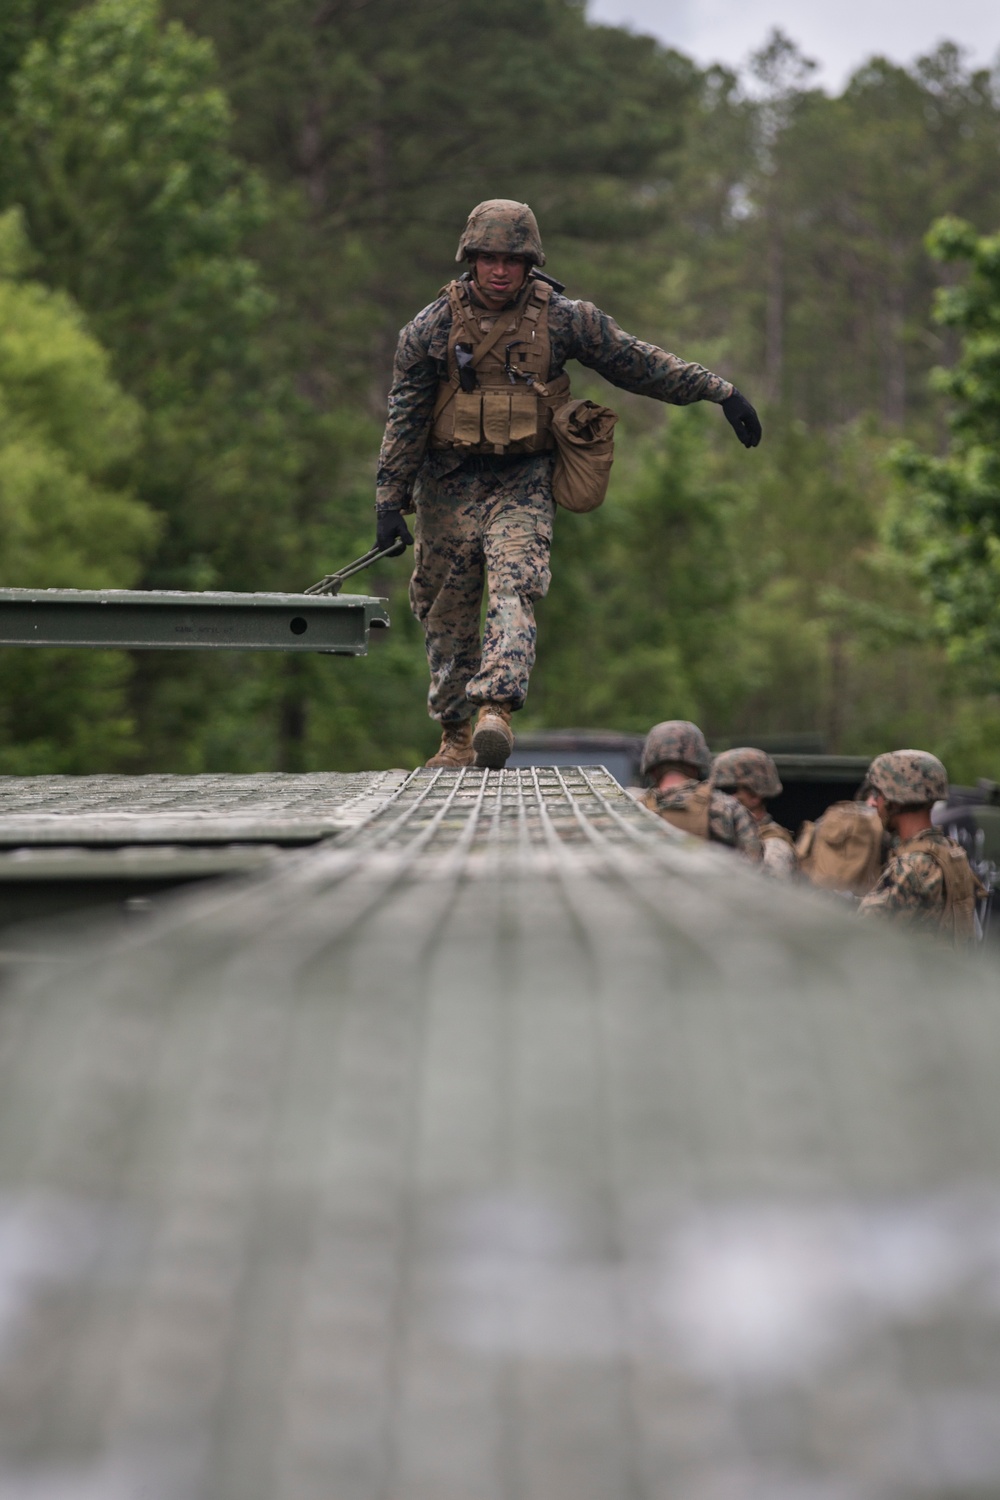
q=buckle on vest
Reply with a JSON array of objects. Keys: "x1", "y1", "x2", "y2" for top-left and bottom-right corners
[{"x1": 504, "y1": 340, "x2": 533, "y2": 385}]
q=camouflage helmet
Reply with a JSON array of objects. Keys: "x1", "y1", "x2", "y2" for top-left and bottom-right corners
[
  {"x1": 867, "y1": 749, "x2": 948, "y2": 807},
  {"x1": 456, "y1": 199, "x2": 546, "y2": 266},
  {"x1": 711, "y1": 747, "x2": 783, "y2": 800},
  {"x1": 641, "y1": 720, "x2": 712, "y2": 781}
]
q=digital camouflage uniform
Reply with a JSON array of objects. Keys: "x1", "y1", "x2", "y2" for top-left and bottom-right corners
[
  {"x1": 640, "y1": 782, "x2": 764, "y2": 862},
  {"x1": 379, "y1": 283, "x2": 733, "y2": 721},
  {"x1": 638, "y1": 721, "x2": 763, "y2": 863},
  {"x1": 857, "y1": 749, "x2": 980, "y2": 943},
  {"x1": 710, "y1": 747, "x2": 794, "y2": 878},
  {"x1": 858, "y1": 827, "x2": 977, "y2": 939},
  {"x1": 756, "y1": 813, "x2": 798, "y2": 879}
]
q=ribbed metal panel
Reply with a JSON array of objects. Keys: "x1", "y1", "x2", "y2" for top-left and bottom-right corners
[{"x1": 0, "y1": 767, "x2": 993, "y2": 1499}]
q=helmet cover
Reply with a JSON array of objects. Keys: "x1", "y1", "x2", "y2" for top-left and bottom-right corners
[
  {"x1": 711, "y1": 746, "x2": 783, "y2": 800},
  {"x1": 867, "y1": 749, "x2": 948, "y2": 807},
  {"x1": 456, "y1": 199, "x2": 545, "y2": 266},
  {"x1": 641, "y1": 720, "x2": 712, "y2": 781}
]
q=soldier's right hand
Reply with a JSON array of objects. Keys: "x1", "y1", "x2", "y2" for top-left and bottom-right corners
[{"x1": 375, "y1": 507, "x2": 414, "y2": 557}]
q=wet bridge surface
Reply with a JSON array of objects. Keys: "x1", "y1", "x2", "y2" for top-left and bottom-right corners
[{"x1": 0, "y1": 768, "x2": 996, "y2": 1499}]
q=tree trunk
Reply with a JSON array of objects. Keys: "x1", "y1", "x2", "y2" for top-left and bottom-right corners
[
  {"x1": 764, "y1": 217, "x2": 784, "y2": 406},
  {"x1": 880, "y1": 258, "x2": 906, "y2": 426}
]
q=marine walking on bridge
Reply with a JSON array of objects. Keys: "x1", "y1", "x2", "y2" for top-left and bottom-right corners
[{"x1": 374, "y1": 199, "x2": 761, "y2": 770}]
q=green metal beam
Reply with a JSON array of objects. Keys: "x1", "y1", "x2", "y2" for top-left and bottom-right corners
[{"x1": 0, "y1": 586, "x2": 389, "y2": 653}]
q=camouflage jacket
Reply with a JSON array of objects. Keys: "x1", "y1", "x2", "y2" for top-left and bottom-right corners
[
  {"x1": 641, "y1": 781, "x2": 763, "y2": 862},
  {"x1": 858, "y1": 827, "x2": 974, "y2": 936},
  {"x1": 757, "y1": 813, "x2": 798, "y2": 879},
  {"x1": 376, "y1": 277, "x2": 734, "y2": 512}
]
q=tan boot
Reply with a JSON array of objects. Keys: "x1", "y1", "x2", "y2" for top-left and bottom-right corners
[
  {"x1": 425, "y1": 720, "x2": 474, "y2": 769},
  {"x1": 472, "y1": 702, "x2": 515, "y2": 769}
]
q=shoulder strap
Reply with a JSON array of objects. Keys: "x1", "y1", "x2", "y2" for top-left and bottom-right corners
[{"x1": 432, "y1": 281, "x2": 534, "y2": 423}]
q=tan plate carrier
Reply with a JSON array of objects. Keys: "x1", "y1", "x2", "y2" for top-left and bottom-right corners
[
  {"x1": 900, "y1": 835, "x2": 983, "y2": 945},
  {"x1": 431, "y1": 279, "x2": 569, "y2": 456}
]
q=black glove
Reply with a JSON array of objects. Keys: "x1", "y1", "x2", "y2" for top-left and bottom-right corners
[
  {"x1": 375, "y1": 507, "x2": 413, "y2": 557},
  {"x1": 721, "y1": 388, "x2": 762, "y2": 449}
]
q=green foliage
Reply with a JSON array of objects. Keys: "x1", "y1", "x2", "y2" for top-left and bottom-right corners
[
  {"x1": 1, "y1": 0, "x2": 376, "y2": 771},
  {"x1": 891, "y1": 217, "x2": 1000, "y2": 662},
  {"x1": 0, "y1": 205, "x2": 158, "y2": 769},
  {"x1": 531, "y1": 411, "x2": 742, "y2": 730},
  {"x1": 8, "y1": 0, "x2": 270, "y2": 373},
  {"x1": 532, "y1": 409, "x2": 973, "y2": 764}
]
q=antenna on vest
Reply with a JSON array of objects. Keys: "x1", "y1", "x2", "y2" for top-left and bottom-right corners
[{"x1": 530, "y1": 270, "x2": 566, "y2": 294}]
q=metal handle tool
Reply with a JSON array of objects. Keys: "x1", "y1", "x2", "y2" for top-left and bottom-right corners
[{"x1": 304, "y1": 543, "x2": 405, "y2": 597}]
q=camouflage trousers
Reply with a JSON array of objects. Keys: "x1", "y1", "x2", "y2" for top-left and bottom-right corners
[{"x1": 409, "y1": 454, "x2": 555, "y2": 722}]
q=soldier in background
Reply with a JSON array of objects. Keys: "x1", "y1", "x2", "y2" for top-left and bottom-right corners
[
  {"x1": 858, "y1": 750, "x2": 981, "y2": 944},
  {"x1": 711, "y1": 747, "x2": 796, "y2": 878},
  {"x1": 375, "y1": 199, "x2": 762, "y2": 770},
  {"x1": 639, "y1": 721, "x2": 762, "y2": 862}
]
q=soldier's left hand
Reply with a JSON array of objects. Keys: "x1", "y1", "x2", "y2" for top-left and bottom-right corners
[{"x1": 721, "y1": 389, "x2": 762, "y2": 448}]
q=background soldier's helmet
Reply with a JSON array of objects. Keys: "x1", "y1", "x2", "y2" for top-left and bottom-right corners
[
  {"x1": 711, "y1": 747, "x2": 783, "y2": 799},
  {"x1": 867, "y1": 749, "x2": 948, "y2": 806},
  {"x1": 456, "y1": 199, "x2": 546, "y2": 266},
  {"x1": 640, "y1": 720, "x2": 712, "y2": 781}
]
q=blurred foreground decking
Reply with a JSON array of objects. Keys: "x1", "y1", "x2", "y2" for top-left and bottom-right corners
[{"x1": 0, "y1": 767, "x2": 996, "y2": 1499}]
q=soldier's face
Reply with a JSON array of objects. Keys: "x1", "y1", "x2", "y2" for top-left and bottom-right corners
[
  {"x1": 874, "y1": 791, "x2": 892, "y2": 829},
  {"x1": 472, "y1": 253, "x2": 529, "y2": 306}
]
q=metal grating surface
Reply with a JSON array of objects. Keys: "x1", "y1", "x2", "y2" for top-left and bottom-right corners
[
  {"x1": 0, "y1": 767, "x2": 996, "y2": 1499},
  {"x1": 0, "y1": 770, "x2": 407, "y2": 845}
]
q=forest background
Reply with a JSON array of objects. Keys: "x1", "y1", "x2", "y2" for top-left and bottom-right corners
[{"x1": 1, "y1": 0, "x2": 1000, "y2": 777}]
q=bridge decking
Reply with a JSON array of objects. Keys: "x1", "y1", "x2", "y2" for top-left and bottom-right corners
[{"x1": 0, "y1": 767, "x2": 994, "y2": 1498}]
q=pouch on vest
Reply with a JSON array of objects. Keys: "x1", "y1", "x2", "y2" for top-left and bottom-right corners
[
  {"x1": 453, "y1": 391, "x2": 483, "y2": 445},
  {"x1": 510, "y1": 389, "x2": 538, "y2": 443},
  {"x1": 482, "y1": 390, "x2": 511, "y2": 449},
  {"x1": 796, "y1": 801, "x2": 882, "y2": 895},
  {"x1": 551, "y1": 398, "x2": 618, "y2": 513}
]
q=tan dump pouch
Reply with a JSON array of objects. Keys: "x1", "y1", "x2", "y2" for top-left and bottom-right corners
[
  {"x1": 655, "y1": 781, "x2": 711, "y2": 841},
  {"x1": 795, "y1": 801, "x2": 883, "y2": 895},
  {"x1": 903, "y1": 835, "x2": 982, "y2": 946},
  {"x1": 551, "y1": 398, "x2": 618, "y2": 513}
]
